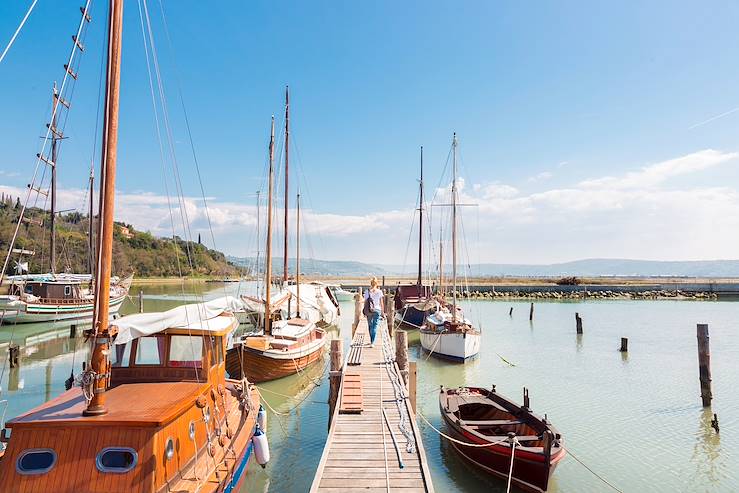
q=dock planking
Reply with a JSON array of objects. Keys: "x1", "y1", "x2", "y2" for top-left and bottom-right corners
[{"x1": 310, "y1": 318, "x2": 434, "y2": 492}]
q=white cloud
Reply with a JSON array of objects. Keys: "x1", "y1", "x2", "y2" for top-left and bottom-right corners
[
  {"x1": 527, "y1": 171, "x2": 553, "y2": 182},
  {"x1": 579, "y1": 149, "x2": 737, "y2": 189},
  {"x1": 3, "y1": 149, "x2": 738, "y2": 264}
]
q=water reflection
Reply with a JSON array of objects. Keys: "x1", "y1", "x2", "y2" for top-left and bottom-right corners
[{"x1": 687, "y1": 407, "x2": 726, "y2": 489}]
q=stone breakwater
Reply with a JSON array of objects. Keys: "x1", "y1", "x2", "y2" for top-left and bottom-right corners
[{"x1": 454, "y1": 289, "x2": 719, "y2": 300}]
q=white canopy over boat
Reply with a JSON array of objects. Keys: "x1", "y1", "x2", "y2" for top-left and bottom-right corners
[{"x1": 113, "y1": 296, "x2": 245, "y2": 345}]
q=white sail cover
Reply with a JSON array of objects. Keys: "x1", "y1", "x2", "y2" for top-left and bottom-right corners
[{"x1": 113, "y1": 296, "x2": 245, "y2": 345}]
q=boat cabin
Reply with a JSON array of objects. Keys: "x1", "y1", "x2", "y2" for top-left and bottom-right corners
[
  {"x1": 9, "y1": 280, "x2": 83, "y2": 300},
  {"x1": 394, "y1": 284, "x2": 433, "y2": 309},
  {"x1": 0, "y1": 311, "x2": 242, "y2": 493}
]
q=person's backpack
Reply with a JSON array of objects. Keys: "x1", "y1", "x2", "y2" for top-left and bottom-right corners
[{"x1": 362, "y1": 290, "x2": 375, "y2": 317}]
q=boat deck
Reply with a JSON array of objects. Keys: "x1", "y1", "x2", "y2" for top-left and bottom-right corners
[{"x1": 310, "y1": 319, "x2": 434, "y2": 493}]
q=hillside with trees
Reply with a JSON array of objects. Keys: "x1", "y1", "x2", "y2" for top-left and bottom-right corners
[{"x1": 0, "y1": 193, "x2": 240, "y2": 278}]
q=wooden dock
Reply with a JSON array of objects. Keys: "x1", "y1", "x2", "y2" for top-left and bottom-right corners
[{"x1": 310, "y1": 318, "x2": 434, "y2": 493}]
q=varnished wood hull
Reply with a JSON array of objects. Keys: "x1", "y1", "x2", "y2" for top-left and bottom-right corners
[{"x1": 226, "y1": 342, "x2": 325, "y2": 383}]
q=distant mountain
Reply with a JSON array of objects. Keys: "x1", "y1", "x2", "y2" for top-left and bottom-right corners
[
  {"x1": 228, "y1": 256, "x2": 391, "y2": 277},
  {"x1": 232, "y1": 256, "x2": 739, "y2": 278}
]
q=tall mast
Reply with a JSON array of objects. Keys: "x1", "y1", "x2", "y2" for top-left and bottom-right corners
[
  {"x1": 50, "y1": 83, "x2": 59, "y2": 274},
  {"x1": 439, "y1": 237, "x2": 443, "y2": 297},
  {"x1": 296, "y1": 191, "x2": 301, "y2": 318},
  {"x1": 417, "y1": 146, "x2": 423, "y2": 287},
  {"x1": 451, "y1": 133, "x2": 458, "y2": 322},
  {"x1": 265, "y1": 117, "x2": 275, "y2": 335},
  {"x1": 255, "y1": 190, "x2": 261, "y2": 298},
  {"x1": 84, "y1": 0, "x2": 124, "y2": 417},
  {"x1": 88, "y1": 167, "x2": 94, "y2": 275},
  {"x1": 282, "y1": 85, "x2": 289, "y2": 283}
]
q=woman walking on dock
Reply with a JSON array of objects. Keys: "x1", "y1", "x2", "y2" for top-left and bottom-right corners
[{"x1": 364, "y1": 277, "x2": 385, "y2": 347}]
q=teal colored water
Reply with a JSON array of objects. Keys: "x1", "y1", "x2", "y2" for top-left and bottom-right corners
[{"x1": 1, "y1": 284, "x2": 737, "y2": 492}]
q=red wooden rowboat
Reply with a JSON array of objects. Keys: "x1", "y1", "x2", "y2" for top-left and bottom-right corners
[{"x1": 439, "y1": 386, "x2": 565, "y2": 492}]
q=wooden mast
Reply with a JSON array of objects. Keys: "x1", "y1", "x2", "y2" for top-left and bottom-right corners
[
  {"x1": 296, "y1": 191, "x2": 301, "y2": 318},
  {"x1": 451, "y1": 133, "x2": 458, "y2": 322},
  {"x1": 283, "y1": 86, "x2": 289, "y2": 283},
  {"x1": 255, "y1": 190, "x2": 261, "y2": 297},
  {"x1": 417, "y1": 146, "x2": 423, "y2": 287},
  {"x1": 85, "y1": 0, "x2": 124, "y2": 417},
  {"x1": 88, "y1": 167, "x2": 94, "y2": 276},
  {"x1": 50, "y1": 83, "x2": 59, "y2": 274},
  {"x1": 264, "y1": 116, "x2": 275, "y2": 336}
]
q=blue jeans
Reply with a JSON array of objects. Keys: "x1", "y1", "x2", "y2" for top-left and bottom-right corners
[{"x1": 368, "y1": 309, "x2": 381, "y2": 344}]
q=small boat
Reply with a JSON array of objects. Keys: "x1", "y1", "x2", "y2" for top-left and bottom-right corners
[
  {"x1": 0, "y1": 273, "x2": 132, "y2": 324},
  {"x1": 226, "y1": 103, "x2": 326, "y2": 383},
  {"x1": 396, "y1": 147, "x2": 436, "y2": 329},
  {"x1": 439, "y1": 386, "x2": 565, "y2": 492},
  {"x1": 420, "y1": 134, "x2": 481, "y2": 360},
  {"x1": 330, "y1": 285, "x2": 357, "y2": 302}
]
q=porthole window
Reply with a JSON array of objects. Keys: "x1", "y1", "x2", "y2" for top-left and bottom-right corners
[
  {"x1": 96, "y1": 447, "x2": 138, "y2": 473},
  {"x1": 16, "y1": 449, "x2": 57, "y2": 475},
  {"x1": 64, "y1": 285, "x2": 72, "y2": 296},
  {"x1": 165, "y1": 438, "x2": 174, "y2": 461}
]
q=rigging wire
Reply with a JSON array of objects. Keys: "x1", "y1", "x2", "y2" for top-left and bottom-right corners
[{"x1": 0, "y1": 0, "x2": 38, "y2": 66}]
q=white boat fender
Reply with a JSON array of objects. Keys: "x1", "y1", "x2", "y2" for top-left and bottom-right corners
[
  {"x1": 253, "y1": 426, "x2": 270, "y2": 468},
  {"x1": 257, "y1": 404, "x2": 267, "y2": 432}
]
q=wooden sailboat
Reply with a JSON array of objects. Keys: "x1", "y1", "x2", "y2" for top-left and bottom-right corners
[
  {"x1": 237, "y1": 88, "x2": 338, "y2": 329},
  {"x1": 0, "y1": 26, "x2": 131, "y2": 325},
  {"x1": 0, "y1": 3, "x2": 263, "y2": 491},
  {"x1": 420, "y1": 133, "x2": 481, "y2": 361},
  {"x1": 395, "y1": 146, "x2": 435, "y2": 329},
  {"x1": 227, "y1": 113, "x2": 327, "y2": 383},
  {"x1": 439, "y1": 386, "x2": 565, "y2": 492}
]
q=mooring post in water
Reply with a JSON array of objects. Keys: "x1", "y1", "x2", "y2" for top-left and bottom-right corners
[
  {"x1": 619, "y1": 337, "x2": 628, "y2": 352},
  {"x1": 138, "y1": 289, "x2": 144, "y2": 313},
  {"x1": 328, "y1": 339, "x2": 343, "y2": 430},
  {"x1": 409, "y1": 361, "x2": 417, "y2": 413},
  {"x1": 352, "y1": 292, "x2": 362, "y2": 337},
  {"x1": 8, "y1": 344, "x2": 19, "y2": 368},
  {"x1": 509, "y1": 307, "x2": 513, "y2": 317},
  {"x1": 697, "y1": 323, "x2": 712, "y2": 407},
  {"x1": 575, "y1": 312, "x2": 583, "y2": 334},
  {"x1": 395, "y1": 330, "x2": 409, "y2": 385},
  {"x1": 529, "y1": 303, "x2": 534, "y2": 321}
]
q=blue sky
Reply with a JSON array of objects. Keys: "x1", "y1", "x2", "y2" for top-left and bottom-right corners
[{"x1": 2, "y1": 1, "x2": 739, "y2": 265}]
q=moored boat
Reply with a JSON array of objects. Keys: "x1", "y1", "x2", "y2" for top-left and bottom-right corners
[
  {"x1": 0, "y1": 274, "x2": 132, "y2": 323},
  {"x1": 395, "y1": 147, "x2": 435, "y2": 329},
  {"x1": 226, "y1": 110, "x2": 326, "y2": 383},
  {"x1": 421, "y1": 305, "x2": 481, "y2": 361},
  {"x1": 419, "y1": 134, "x2": 481, "y2": 360},
  {"x1": 439, "y1": 386, "x2": 565, "y2": 492}
]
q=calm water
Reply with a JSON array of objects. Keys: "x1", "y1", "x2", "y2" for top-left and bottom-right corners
[{"x1": 1, "y1": 284, "x2": 737, "y2": 492}]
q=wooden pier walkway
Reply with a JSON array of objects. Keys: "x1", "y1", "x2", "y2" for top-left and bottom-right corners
[{"x1": 310, "y1": 318, "x2": 434, "y2": 493}]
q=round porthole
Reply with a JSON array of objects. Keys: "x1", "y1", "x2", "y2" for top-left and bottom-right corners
[
  {"x1": 165, "y1": 438, "x2": 174, "y2": 461},
  {"x1": 189, "y1": 421, "x2": 196, "y2": 441}
]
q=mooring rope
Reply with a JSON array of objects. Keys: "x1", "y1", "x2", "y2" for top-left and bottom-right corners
[
  {"x1": 416, "y1": 410, "x2": 510, "y2": 448},
  {"x1": 381, "y1": 320, "x2": 416, "y2": 454},
  {"x1": 506, "y1": 438, "x2": 518, "y2": 493},
  {"x1": 567, "y1": 449, "x2": 624, "y2": 493}
]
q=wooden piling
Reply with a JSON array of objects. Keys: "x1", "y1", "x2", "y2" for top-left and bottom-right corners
[
  {"x1": 138, "y1": 289, "x2": 144, "y2": 313},
  {"x1": 575, "y1": 313, "x2": 583, "y2": 334},
  {"x1": 509, "y1": 307, "x2": 513, "y2": 317},
  {"x1": 8, "y1": 344, "x2": 19, "y2": 368},
  {"x1": 395, "y1": 330, "x2": 409, "y2": 385},
  {"x1": 409, "y1": 360, "x2": 417, "y2": 413},
  {"x1": 529, "y1": 303, "x2": 534, "y2": 321},
  {"x1": 697, "y1": 324, "x2": 712, "y2": 407},
  {"x1": 328, "y1": 339, "x2": 343, "y2": 430},
  {"x1": 384, "y1": 292, "x2": 394, "y2": 338},
  {"x1": 619, "y1": 337, "x2": 628, "y2": 352},
  {"x1": 351, "y1": 292, "x2": 362, "y2": 337}
]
